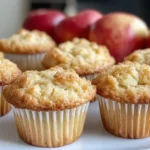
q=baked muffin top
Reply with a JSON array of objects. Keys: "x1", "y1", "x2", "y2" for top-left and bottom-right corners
[
  {"x1": 42, "y1": 38, "x2": 115, "y2": 75},
  {"x1": 0, "y1": 58, "x2": 21, "y2": 85},
  {"x1": 92, "y1": 61, "x2": 150, "y2": 104},
  {"x1": 4, "y1": 67, "x2": 96, "y2": 111},
  {"x1": 125, "y1": 49, "x2": 150, "y2": 65},
  {"x1": 0, "y1": 29, "x2": 56, "y2": 54}
]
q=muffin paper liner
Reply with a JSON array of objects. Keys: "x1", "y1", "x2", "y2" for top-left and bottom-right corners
[
  {"x1": 98, "y1": 95, "x2": 150, "y2": 139},
  {"x1": 5, "y1": 53, "x2": 46, "y2": 71},
  {"x1": 0, "y1": 86, "x2": 11, "y2": 117},
  {"x1": 83, "y1": 74, "x2": 98, "y2": 82},
  {"x1": 12, "y1": 102, "x2": 89, "y2": 147}
]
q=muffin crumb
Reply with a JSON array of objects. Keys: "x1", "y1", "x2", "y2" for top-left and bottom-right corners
[
  {"x1": 0, "y1": 29, "x2": 56, "y2": 54},
  {"x1": 42, "y1": 38, "x2": 115, "y2": 75},
  {"x1": 93, "y1": 61, "x2": 150, "y2": 104},
  {"x1": 125, "y1": 48, "x2": 150, "y2": 65},
  {"x1": 0, "y1": 58, "x2": 21, "y2": 85},
  {"x1": 4, "y1": 67, "x2": 96, "y2": 110}
]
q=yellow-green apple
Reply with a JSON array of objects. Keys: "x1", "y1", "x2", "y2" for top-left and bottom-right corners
[
  {"x1": 23, "y1": 9, "x2": 66, "y2": 37},
  {"x1": 89, "y1": 12, "x2": 149, "y2": 62},
  {"x1": 54, "y1": 9, "x2": 103, "y2": 43}
]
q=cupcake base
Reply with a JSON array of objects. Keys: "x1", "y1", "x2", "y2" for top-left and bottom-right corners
[
  {"x1": 0, "y1": 86, "x2": 11, "y2": 117},
  {"x1": 12, "y1": 103, "x2": 89, "y2": 147},
  {"x1": 98, "y1": 96, "x2": 150, "y2": 139},
  {"x1": 83, "y1": 74, "x2": 98, "y2": 82},
  {"x1": 5, "y1": 53, "x2": 46, "y2": 71}
]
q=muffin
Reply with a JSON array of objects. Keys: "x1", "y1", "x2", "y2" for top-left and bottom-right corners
[
  {"x1": 42, "y1": 38, "x2": 115, "y2": 81},
  {"x1": 0, "y1": 29, "x2": 56, "y2": 71},
  {"x1": 92, "y1": 61, "x2": 150, "y2": 139},
  {"x1": 0, "y1": 58, "x2": 21, "y2": 117},
  {"x1": 3, "y1": 67, "x2": 96, "y2": 147},
  {"x1": 125, "y1": 48, "x2": 150, "y2": 65}
]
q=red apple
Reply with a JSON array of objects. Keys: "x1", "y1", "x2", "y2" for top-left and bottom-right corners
[
  {"x1": 89, "y1": 12, "x2": 149, "y2": 62},
  {"x1": 54, "y1": 9, "x2": 103, "y2": 43},
  {"x1": 146, "y1": 32, "x2": 150, "y2": 47},
  {"x1": 23, "y1": 9, "x2": 66, "y2": 37}
]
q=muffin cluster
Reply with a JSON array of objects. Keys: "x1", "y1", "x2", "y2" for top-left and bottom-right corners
[{"x1": 1, "y1": 28, "x2": 150, "y2": 148}]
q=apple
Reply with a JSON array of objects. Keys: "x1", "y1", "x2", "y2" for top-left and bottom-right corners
[
  {"x1": 23, "y1": 9, "x2": 66, "y2": 37},
  {"x1": 146, "y1": 32, "x2": 150, "y2": 47},
  {"x1": 89, "y1": 12, "x2": 149, "y2": 62},
  {"x1": 54, "y1": 9, "x2": 103, "y2": 43}
]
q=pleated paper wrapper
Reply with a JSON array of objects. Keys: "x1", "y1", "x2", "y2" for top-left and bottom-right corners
[
  {"x1": 82, "y1": 74, "x2": 98, "y2": 82},
  {"x1": 5, "y1": 53, "x2": 46, "y2": 71},
  {"x1": 0, "y1": 86, "x2": 11, "y2": 117},
  {"x1": 12, "y1": 102, "x2": 89, "y2": 147},
  {"x1": 98, "y1": 95, "x2": 150, "y2": 139}
]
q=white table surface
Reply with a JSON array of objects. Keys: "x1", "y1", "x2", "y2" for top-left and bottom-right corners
[{"x1": 0, "y1": 101, "x2": 150, "y2": 150}]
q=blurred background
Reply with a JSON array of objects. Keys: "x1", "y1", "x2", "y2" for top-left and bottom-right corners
[{"x1": 0, "y1": 0, "x2": 149, "y2": 38}]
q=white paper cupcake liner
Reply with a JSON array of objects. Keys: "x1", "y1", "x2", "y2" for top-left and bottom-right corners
[
  {"x1": 12, "y1": 102, "x2": 89, "y2": 147},
  {"x1": 5, "y1": 53, "x2": 46, "y2": 71},
  {"x1": 97, "y1": 95, "x2": 150, "y2": 139},
  {"x1": 82, "y1": 74, "x2": 98, "y2": 81},
  {"x1": 0, "y1": 86, "x2": 11, "y2": 117}
]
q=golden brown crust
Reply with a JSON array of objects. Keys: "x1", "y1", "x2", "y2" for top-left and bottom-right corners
[
  {"x1": 0, "y1": 58, "x2": 21, "y2": 85},
  {"x1": 0, "y1": 29, "x2": 56, "y2": 54},
  {"x1": 125, "y1": 49, "x2": 150, "y2": 65},
  {"x1": 3, "y1": 67, "x2": 96, "y2": 110},
  {"x1": 42, "y1": 38, "x2": 115, "y2": 75},
  {"x1": 92, "y1": 61, "x2": 150, "y2": 104}
]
